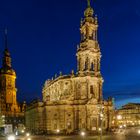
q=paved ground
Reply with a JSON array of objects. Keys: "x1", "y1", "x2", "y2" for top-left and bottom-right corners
[
  {"x1": 18, "y1": 135, "x2": 140, "y2": 140},
  {"x1": 2, "y1": 127, "x2": 140, "y2": 140},
  {"x1": 13, "y1": 134, "x2": 140, "y2": 140}
]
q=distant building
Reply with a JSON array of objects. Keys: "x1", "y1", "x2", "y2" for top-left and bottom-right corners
[
  {"x1": 26, "y1": 99, "x2": 44, "y2": 133},
  {"x1": 26, "y1": 1, "x2": 114, "y2": 134},
  {"x1": 0, "y1": 30, "x2": 26, "y2": 130},
  {"x1": 112, "y1": 103, "x2": 140, "y2": 128}
]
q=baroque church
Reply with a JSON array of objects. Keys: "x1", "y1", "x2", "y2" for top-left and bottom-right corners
[
  {"x1": 26, "y1": 0, "x2": 114, "y2": 134},
  {"x1": 0, "y1": 30, "x2": 26, "y2": 130}
]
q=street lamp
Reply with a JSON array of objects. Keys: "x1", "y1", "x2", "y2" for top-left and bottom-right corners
[
  {"x1": 80, "y1": 131, "x2": 86, "y2": 140},
  {"x1": 117, "y1": 115, "x2": 122, "y2": 128},
  {"x1": 98, "y1": 103, "x2": 104, "y2": 140},
  {"x1": 81, "y1": 131, "x2": 85, "y2": 136}
]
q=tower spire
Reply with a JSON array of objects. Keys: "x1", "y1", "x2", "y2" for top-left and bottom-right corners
[
  {"x1": 4, "y1": 28, "x2": 8, "y2": 49},
  {"x1": 84, "y1": 0, "x2": 94, "y2": 17},
  {"x1": 87, "y1": 0, "x2": 91, "y2": 7},
  {"x1": 77, "y1": 0, "x2": 101, "y2": 76},
  {"x1": 2, "y1": 28, "x2": 12, "y2": 68}
]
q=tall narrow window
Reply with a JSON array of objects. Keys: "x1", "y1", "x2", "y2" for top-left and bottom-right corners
[
  {"x1": 90, "y1": 85, "x2": 95, "y2": 98},
  {"x1": 90, "y1": 86, "x2": 94, "y2": 94},
  {"x1": 91, "y1": 63, "x2": 94, "y2": 71},
  {"x1": 85, "y1": 58, "x2": 88, "y2": 71}
]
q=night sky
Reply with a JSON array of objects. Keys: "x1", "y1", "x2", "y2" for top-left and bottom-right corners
[{"x1": 0, "y1": 0, "x2": 140, "y2": 108}]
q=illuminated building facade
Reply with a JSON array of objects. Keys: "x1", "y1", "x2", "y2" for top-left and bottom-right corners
[
  {"x1": 26, "y1": 0, "x2": 114, "y2": 134},
  {"x1": 0, "y1": 30, "x2": 26, "y2": 129},
  {"x1": 112, "y1": 103, "x2": 140, "y2": 128}
]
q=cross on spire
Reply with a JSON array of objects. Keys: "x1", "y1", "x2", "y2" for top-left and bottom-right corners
[
  {"x1": 4, "y1": 28, "x2": 8, "y2": 49},
  {"x1": 87, "y1": 0, "x2": 91, "y2": 7}
]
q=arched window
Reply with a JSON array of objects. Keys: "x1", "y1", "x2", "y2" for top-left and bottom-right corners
[
  {"x1": 91, "y1": 62, "x2": 94, "y2": 71},
  {"x1": 85, "y1": 57, "x2": 88, "y2": 71},
  {"x1": 90, "y1": 86, "x2": 94, "y2": 94},
  {"x1": 90, "y1": 85, "x2": 95, "y2": 98}
]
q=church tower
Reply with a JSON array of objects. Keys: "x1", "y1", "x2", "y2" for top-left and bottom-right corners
[
  {"x1": 76, "y1": 0, "x2": 103, "y2": 101},
  {"x1": 77, "y1": 0, "x2": 101, "y2": 77},
  {"x1": 0, "y1": 29, "x2": 19, "y2": 113}
]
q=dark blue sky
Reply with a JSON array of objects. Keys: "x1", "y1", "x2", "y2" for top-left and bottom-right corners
[{"x1": 0, "y1": 0, "x2": 140, "y2": 108}]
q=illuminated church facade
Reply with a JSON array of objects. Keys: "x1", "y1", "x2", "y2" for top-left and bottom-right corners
[{"x1": 26, "y1": 0, "x2": 114, "y2": 134}]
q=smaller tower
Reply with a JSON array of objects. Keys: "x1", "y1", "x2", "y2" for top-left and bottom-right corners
[
  {"x1": 0, "y1": 29, "x2": 18, "y2": 112},
  {"x1": 2, "y1": 29, "x2": 12, "y2": 68}
]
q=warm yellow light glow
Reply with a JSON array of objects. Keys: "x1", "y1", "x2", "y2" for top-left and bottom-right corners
[
  {"x1": 81, "y1": 131, "x2": 85, "y2": 136},
  {"x1": 26, "y1": 133, "x2": 30, "y2": 136},
  {"x1": 132, "y1": 123, "x2": 135, "y2": 126},
  {"x1": 7, "y1": 135, "x2": 15, "y2": 140},
  {"x1": 123, "y1": 124, "x2": 126, "y2": 127},
  {"x1": 117, "y1": 115, "x2": 122, "y2": 120},
  {"x1": 2, "y1": 115, "x2": 5, "y2": 118},
  {"x1": 119, "y1": 125, "x2": 122, "y2": 129},
  {"x1": 100, "y1": 113, "x2": 104, "y2": 117}
]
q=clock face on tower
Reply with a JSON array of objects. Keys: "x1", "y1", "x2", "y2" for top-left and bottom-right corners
[
  {"x1": 6, "y1": 77, "x2": 13, "y2": 87},
  {"x1": 6, "y1": 91, "x2": 13, "y2": 103}
]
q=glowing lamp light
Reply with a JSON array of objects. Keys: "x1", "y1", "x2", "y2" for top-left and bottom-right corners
[
  {"x1": 26, "y1": 133, "x2": 30, "y2": 136},
  {"x1": 119, "y1": 125, "x2": 122, "y2": 129},
  {"x1": 2, "y1": 115, "x2": 5, "y2": 118},
  {"x1": 56, "y1": 129, "x2": 60, "y2": 133},
  {"x1": 98, "y1": 128, "x2": 102, "y2": 131},
  {"x1": 15, "y1": 131, "x2": 18, "y2": 136},
  {"x1": 132, "y1": 123, "x2": 135, "y2": 126},
  {"x1": 7, "y1": 135, "x2": 15, "y2": 140},
  {"x1": 81, "y1": 131, "x2": 85, "y2": 136},
  {"x1": 117, "y1": 115, "x2": 122, "y2": 120},
  {"x1": 138, "y1": 130, "x2": 140, "y2": 134},
  {"x1": 123, "y1": 124, "x2": 126, "y2": 127},
  {"x1": 100, "y1": 113, "x2": 104, "y2": 117}
]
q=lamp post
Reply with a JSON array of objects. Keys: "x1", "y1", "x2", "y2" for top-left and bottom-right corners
[
  {"x1": 98, "y1": 103, "x2": 104, "y2": 140},
  {"x1": 117, "y1": 115, "x2": 122, "y2": 128}
]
